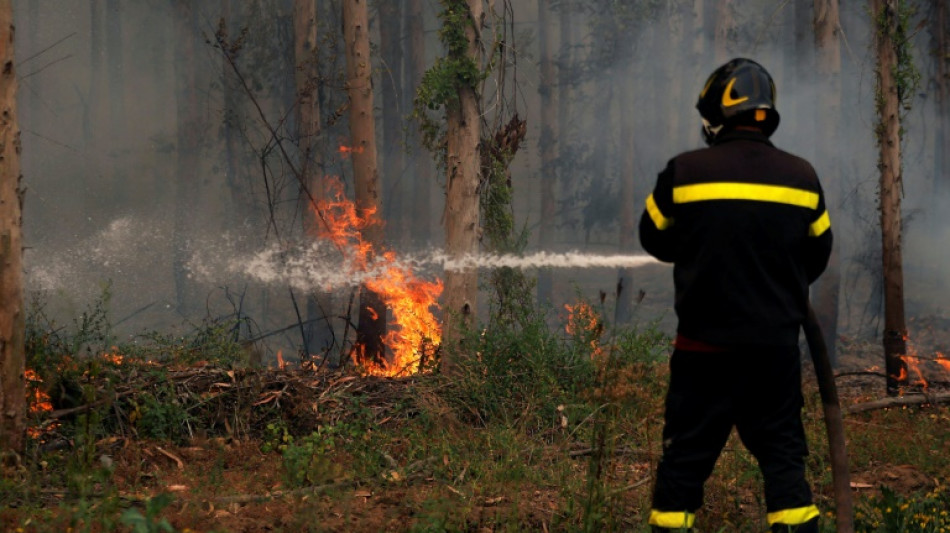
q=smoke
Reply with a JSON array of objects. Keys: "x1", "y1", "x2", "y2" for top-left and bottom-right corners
[{"x1": 12, "y1": 1, "x2": 948, "y2": 352}]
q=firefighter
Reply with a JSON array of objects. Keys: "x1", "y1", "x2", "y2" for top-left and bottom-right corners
[{"x1": 639, "y1": 58, "x2": 833, "y2": 532}]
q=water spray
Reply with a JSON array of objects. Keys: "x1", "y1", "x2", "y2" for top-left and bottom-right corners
[{"x1": 192, "y1": 244, "x2": 663, "y2": 292}]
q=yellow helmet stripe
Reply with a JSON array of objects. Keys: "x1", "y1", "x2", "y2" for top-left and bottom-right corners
[
  {"x1": 809, "y1": 210, "x2": 831, "y2": 237},
  {"x1": 672, "y1": 182, "x2": 820, "y2": 209},
  {"x1": 645, "y1": 193, "x2": 674, "y2": 230},
  {"x1": 767, "y1": 504, "x2": 820, "y2": 525},
  {"x1": 648, "y1": 509, "x2": 696, "y2": 528},
  {"x1": 722, "y1": 77, "x2": 749, "y2": 107}
]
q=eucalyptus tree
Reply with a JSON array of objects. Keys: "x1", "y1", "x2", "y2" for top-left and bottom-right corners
[
  {"x1": 871, "y1": 0, "x2": 917, "y2": 395},
  {"x1": 343, "y1": 0, "x2": 386, "y2": 364},
  {"x1": 0, "y1": 0, "x2": 25, "y2": 455}
]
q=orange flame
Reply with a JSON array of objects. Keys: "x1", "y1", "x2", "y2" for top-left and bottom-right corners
[
  {"x1": 25, "y1": 369, "x2": 53, "y2": 414},
  {"x1": 313, "y1": 176, "x2": 442, "y2": 376},
  {"x1": 276, "y1": 350, "x2": 286, "y2": 370},
  {"x1": 338, "y1": 145, "x2": 365, "y2": 156},
  {"x1": 900, "y1": 355, "x2": 928, "y2": 389},
  {"x1": 25, "y1": 369, "x2": 58, "y2": 439},
  {"x1": 936, "y1": 352, "x2": 950, "y2": 374},
  {"x1": 102, "y1": 346, "x2": 124, "y2": 365}
]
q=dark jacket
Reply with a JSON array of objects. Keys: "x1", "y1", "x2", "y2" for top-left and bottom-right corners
[{"x1": 639, "y1": 129, "x2": 833, "y2": 346}]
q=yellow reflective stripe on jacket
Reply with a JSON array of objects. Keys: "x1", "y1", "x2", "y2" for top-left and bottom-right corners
[
  {"x1": 648, "y1": 509, "x2": 695, "y2": 528},
  {"x1": 767, "y1": 504, "x2": 820, "y2": 525},
  {"x1": 809, "y1": 209, "x2": 831, "y2": 237},
  {"x1": 672, "y1": 182, "x2": 820, "y2": 209},
  {"x1": 646, "y1": 193, "x2": 673, "y2": 230}
]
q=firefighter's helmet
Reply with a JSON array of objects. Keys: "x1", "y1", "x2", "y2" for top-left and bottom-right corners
[{"x1": 696, "y1": 58, "x2": 780, "y2": 144}]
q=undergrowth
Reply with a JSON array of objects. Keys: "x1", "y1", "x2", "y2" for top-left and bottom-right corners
[{"x1": 6, "y1": 291, "x2": 950, "y2": 532}]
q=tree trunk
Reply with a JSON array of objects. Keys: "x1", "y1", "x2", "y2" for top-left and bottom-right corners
[
  {"x1": 406, "y1": 0, "x2": 432, "y2": 248},
  {"x1": 933, "y1": 0, "x2": 949, "y2": 196},
  {"x1": 105, "y1": 0, "x2": 126, "y2": 202},
  {"x1": 173, "y1": 1, "x2": 202, "y2": 318},
  {"x1": 0, "y1": 0, "x2": 25, "y2": 455},
  {"x1": 537, "y1": 0, "x2": 556, "y2": 308},
  {"x1": 872, "y1": 0, "x2": 908, "y2": 395},
  {"x1": 441, "y1": 0, "x2": 483, "y2": 371},
  {"x1": 294, "y1": 0, "x2": 336, "y2": 361},
  {"x1": 615, "y1": 50, "x2": 636, "y2": 326},
  {"x1": 792, "y1": 1, "x2": 816, "y2": 163},
  {"x1": 812, "y1": 0, "x2": 842, "y2": 366},
  {"x1": 379, "y1": 1, "x2": 406, "y2": 246},
  {"x1": 342, "y1": 0, "x2": 386, "y2": 365}
]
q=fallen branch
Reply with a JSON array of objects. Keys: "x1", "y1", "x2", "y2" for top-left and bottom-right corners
[{"x1": 845, "y1": 392, "x2": 950, "y2": 414}]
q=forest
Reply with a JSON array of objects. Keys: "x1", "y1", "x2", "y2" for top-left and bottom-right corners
[{"x1": 1, "y1": 0, "x2": 950, "y2": 531}]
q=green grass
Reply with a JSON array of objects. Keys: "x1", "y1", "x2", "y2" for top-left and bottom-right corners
[{"x1": 7, "y1": 293, "x2": 950, "y2": 532}]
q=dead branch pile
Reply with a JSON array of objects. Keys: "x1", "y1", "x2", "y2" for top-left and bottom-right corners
[{"x1": 34, "y1": 363, "x2": 421, "y2": 446}]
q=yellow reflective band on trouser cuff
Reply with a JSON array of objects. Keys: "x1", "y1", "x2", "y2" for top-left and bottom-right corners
[
  {"x1": 648, "y1": 509, "x2": 696, "y2": 528},
  {"x1": 767, "y1": 504, "x2": 820, "y2": 525},
  {"x1": 646, "y1": 193, "x2": 673, "y2": 230},
  {"x1": 672, "y1": 182, "x2": 820, "y2": 209},
  {"x1": 809, "y1": 210, "x2": 831, "y2": 237}
]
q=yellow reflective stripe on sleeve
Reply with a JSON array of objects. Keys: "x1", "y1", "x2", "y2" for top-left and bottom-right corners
[
  {"x1": 809, "y1": 209, "x2": 831, "y2": 237},
  {"x1": 767, "y1": 504, "x2": 820, "y2": 525},
  {"x1": 672, "y1": 182, "x2": 820, "y2": 209},
  {"x1": 646, "y1": 193, "x2": 673, "y2": 230},
  {"x1": 648, "y1": 510, "x2": 696, "y2": 528}
]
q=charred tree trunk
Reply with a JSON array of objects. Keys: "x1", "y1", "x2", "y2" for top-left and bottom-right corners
[
  {"x1": 537, "y1": 0, "x2": 557, "y2": 308},
  {"x1": 813, "y1": 0, "x2": 842, "y2": 366},
  {"x1": 294, "y1": 0, "x2": 336, "y2": 360},
  {"x1": 343, "y1": 0, "x2": 386, "y2": 365},
  {"x1": 0, "y1": 0, "x2": 25, "y2": 455},
  {"x1": 872, "y1": 0, "x2": 908, "y2": 395},
  {"x1": 441, "y1": 0, "x2": 483, "y2": 372}
]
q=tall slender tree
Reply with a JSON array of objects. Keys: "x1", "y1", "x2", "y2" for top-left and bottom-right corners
[
  {"x1": 813, "y1": 0, "x2": 842, "y2": 366},
  {"x1": 440, "y1": 0, "x2": 483, "y2": 369},
  {"x1": 342, "y1": 0, "x2": 387, "y2": 364},
  {"x1": 405, "y1": 0, "x2": 432, "y2": 247},
  {"x1": 872, "y1": 0, "x2": 909, "y2": 395},
  {"x1": 379, "y1": 1, "x2": 406, "y2": 245},
  {"x1": 294, "y1": 0, "x2": 335, "y2": 359},
  {"x1": 0, "y1": 0, "x2": 25, "y2": 455},
  {"x1": 172, "y1": 0, "x2": 202, "y2": 317},
  {"x1": 932, "y1": 0, "x2": 949, "y2": 196},
  {"x1": 537, "y1": 0, "x2": 557, "y2": 307}
]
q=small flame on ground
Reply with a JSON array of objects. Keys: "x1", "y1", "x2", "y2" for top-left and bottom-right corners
[
  {"x1": 313, "y1": 176, "x2": 442, "y2": 376},
  {"x1": 277, "y1": 350, "x2": 286, "y2": 370},
  {"x1": 102, "y1": 347, "x2": 124, "y2": 365},
  {"x1": 936, "y1": 352, "x2": 950, "y2": 374},
  {"x1": 25, "y1": 369, "x2": 57, "y2": 440}
]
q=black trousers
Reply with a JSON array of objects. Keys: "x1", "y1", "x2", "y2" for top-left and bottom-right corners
[{"x1": 651, "y1": 345, "x2": 813, "y2": 515}]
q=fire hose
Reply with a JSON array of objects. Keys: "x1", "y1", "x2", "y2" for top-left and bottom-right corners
[{"x1": 803, "y1": 303, "x2": 854, "y2": 533}]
